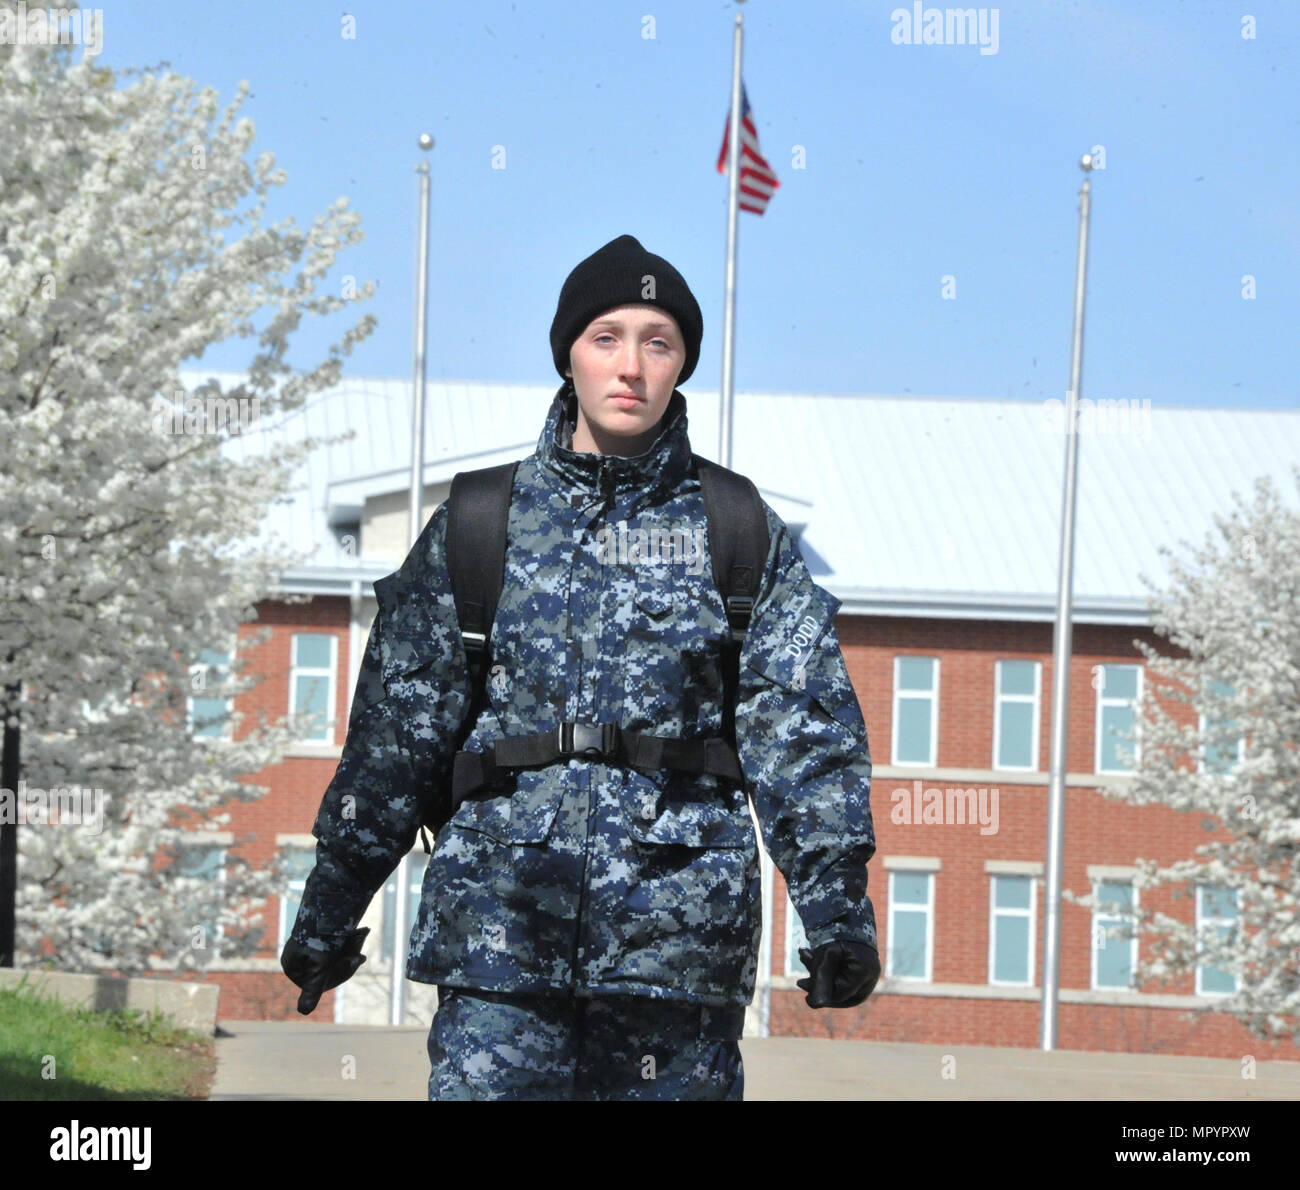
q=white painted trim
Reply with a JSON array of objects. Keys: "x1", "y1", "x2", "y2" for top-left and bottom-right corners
[
  {"x1": 1194, "y1": 885, "x2": 1239, "y2": 997},
  {"x1": 883, "y1": 855, "x2": 942, "y2": 871},
  {"x1": 175, "y1": 834, "x2": 228, "y2": 946},
  {"x1": 988, "y1": 872, "x2": 1036, "y2": 988},
  {"x1": 992, "y1": 658, "x2": 1041, "y2": 772},
  {"x1": 1090, "y1": 875, "x2": 1139, "y2": 991},
  {"x1": 872, "y1": 764, "x2": 1134, "y2": 789},
  {"x1": 179, "y1": 831, "x2": 234, "y2": 845},
  {"x1": 886, "y1": 868, "x2": 934, "y2": 982},
  {"x1": 282, "y1": 743, "x2": 344, "y2": 759},
  {"x1": 985, "y1": 859, "x2": 1044, "y2": 875},
  {"x1": 1197, "y1": 705, "x2": 1247, "y2": 776},
  {"x1": 783, "y1": 890, "x2": 809, "y2": 978},
  {"x1": 271, "y1": 571, "x2": 1164, "y2": 625},
  {"x1": 289, "y1": 631, "x2": 339, "y2": 746},
  {"x1": 1086, "y1": 864, "x2": 1139, "y2": 880},
  {"x1": 276, "y1": 839, "x2": 317, "y2": 949},
  {"x1": 891, "y1": 654, "x2": 939, "y2": 767},
  {"x1": 185, "y1": 633, "x2": 237, "y2": 741},
  {"x1": 143, "y1": 957, "x2": 283, "y2": 973},
  {"x1": 1094, "y1": 662, "x2": 1143, "y2": 775},
  {"x1": 762, "y1": 975, "x2": 1246, "y2": 1010}
]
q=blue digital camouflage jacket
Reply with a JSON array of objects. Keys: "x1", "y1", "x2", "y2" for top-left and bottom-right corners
[{"x1": 290, "y1": 382, "x2": 878, "y2": 1007}]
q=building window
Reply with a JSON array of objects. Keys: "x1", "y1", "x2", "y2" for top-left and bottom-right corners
[
  {"x1": 993, "y1": 659, "x2": 1040, "y2": 771},
  {"x1": 1196, "y1": 886, "x2": 1239, "y2": 996},
  {"x1": 188, "y1": 646, "x2": 233, "y2": 740},
  {"x1": 381, "y1": 853, "x2": 430, "y2": 963},
  {"x1": 989, "y1": 874, "x2": 1035, "y2": 986},
  {"x1": 278, "y1": 846, "x2": 317, "y2": 948},
  {"x1": 1095, "y1": 664, "x2": 1142, "y2": 774},
  {"x1": 1199, "y1": 679, "x2": 1245, "y2": 775},
  {"x1": 1091, "y1": 878, "x2": 1137, "y2": 989},
  {"x1": 887, "y1": 870, "x2": 933, "y2": 980},
  {"x1": 290, "y1": 633, "x2": 337, "y2": 744},
  {"x1": 176, "y1": 840, "x2": 227, "y2": 948},
  {"x1": 784, "y1": 892, "x2": 810, "y2": 978},
  {"x1": 893, "y1": 656, "x2": 938, "y2": 767}
]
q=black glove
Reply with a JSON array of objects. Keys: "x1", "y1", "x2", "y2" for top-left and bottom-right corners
[
  {"x1": 797, "y1": 938, "x2": 881, "y2": 1008},
  {"x1": 280, "y1": 927, "x2": 370, "y2": 1015}
]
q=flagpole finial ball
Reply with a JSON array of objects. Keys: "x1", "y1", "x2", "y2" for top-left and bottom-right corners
[
  {"x1": 418, "y1": 134, "x2": 434, "y2": 151},
  {"x1": 1079, "y1": 153, "x2": 1094, "y2": 171}
]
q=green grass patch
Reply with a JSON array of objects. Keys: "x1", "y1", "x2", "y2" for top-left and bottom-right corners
[{"x1": 0, "y1": 975, "x2": 216, "y2": 1100}]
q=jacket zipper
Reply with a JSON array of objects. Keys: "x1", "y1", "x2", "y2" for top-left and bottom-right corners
[{"x1": 571, "y1": 458, "x2": 615, "y2": 992}]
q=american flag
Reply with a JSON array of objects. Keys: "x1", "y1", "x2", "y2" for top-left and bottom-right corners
[{"x1": 716, "y1": 81, "x2": 780, "y2": 215}]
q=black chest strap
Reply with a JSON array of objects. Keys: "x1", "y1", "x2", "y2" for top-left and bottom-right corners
[{"x1": 450, "y1": 720, "x2": 743, "y2": 811}]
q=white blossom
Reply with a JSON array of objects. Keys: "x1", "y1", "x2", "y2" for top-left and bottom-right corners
[
  {"x1": 0, "y1": 3, "x2": 377, "y2": 976},
  {"x1": 1065, "y1": 465, "x2": 1300, "y2": 1043}
]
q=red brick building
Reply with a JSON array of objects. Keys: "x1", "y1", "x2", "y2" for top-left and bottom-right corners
[{"x1": 191, "y1": 372, "x2": 1300, "y2": 1060}]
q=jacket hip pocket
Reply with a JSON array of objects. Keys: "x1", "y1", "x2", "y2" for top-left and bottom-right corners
[{"x1": 617, "y1": 768, "x2": 752, "y2": 849}]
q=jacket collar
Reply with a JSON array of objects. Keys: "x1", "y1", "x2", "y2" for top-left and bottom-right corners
[{"x1": 535, "y1": 380, "x2": 693, "y2": 499}]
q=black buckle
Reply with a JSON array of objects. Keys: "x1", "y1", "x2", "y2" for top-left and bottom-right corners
[
  {"x1": 557, "y1": 720, "x2": 620, "y2": 759},
  {"x1": 725, "y1": 595, "x2": 753, "y2": 633}
]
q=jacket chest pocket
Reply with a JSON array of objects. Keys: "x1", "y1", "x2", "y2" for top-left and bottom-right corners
[
  {"x1": 626, "y1": 566, "x2": 682, "y2": 638},
  {"x1": 635, "y1": 586, "x2": 675, "y2": 618}
]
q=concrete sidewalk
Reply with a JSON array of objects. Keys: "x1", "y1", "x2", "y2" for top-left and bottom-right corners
[{"x1": 211, "y1": 1019, "x2": 1300, "y2": 1101}]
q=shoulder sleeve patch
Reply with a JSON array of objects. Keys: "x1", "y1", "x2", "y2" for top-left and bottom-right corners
[{"x1": 744, "y1": 579, "x2": 840, "y2": 695}]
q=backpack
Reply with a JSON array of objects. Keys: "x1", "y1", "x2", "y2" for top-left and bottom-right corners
[{"x1": 413, "y1": 453, "x2": 769, "y2": 853}]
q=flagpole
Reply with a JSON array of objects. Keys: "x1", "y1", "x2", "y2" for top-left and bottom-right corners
[
  {"x1": 1039, "y1": 152, "x2": 1096, "y2": 1050},
  {"x1": 719, "y1": 0, "x2": 771, "y2": 1042},
  {"x1": 719, "y1": 4, "x2": 745, "y2": 471},
  {"x1": 389, "y1": 131, "x2": 434, "y2": 1027}
]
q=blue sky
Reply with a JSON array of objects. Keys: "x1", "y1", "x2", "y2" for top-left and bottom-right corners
[{"x1": 89, "y1": 0, "x2": 1298, "y2": 410}]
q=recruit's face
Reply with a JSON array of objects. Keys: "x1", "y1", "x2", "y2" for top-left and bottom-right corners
[{"x1": 565, "y1": 303, "x2": 684, "y2": 456}]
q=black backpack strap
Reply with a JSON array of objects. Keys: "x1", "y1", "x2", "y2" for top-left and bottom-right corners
[
  {"x1": 422, "y1": 460, "x2": 516, "y2": 849},
  {"x1": 694, "y1": 455, "x2": 769, "y2": 780},
  {"x1": 445, "y1": 461, "x2": 519, "y2": 700}
]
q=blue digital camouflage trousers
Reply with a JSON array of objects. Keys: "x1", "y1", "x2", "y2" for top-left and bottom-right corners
[{"x1": 426, "y1": 985, "x2": 746, "y2": 1100}]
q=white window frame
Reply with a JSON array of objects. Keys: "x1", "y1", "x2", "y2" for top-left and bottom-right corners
[
  {"x1": 886, "y1": 869, "x2": 934, "y2": 982},
  {"x1": 988, "y1": 874, "x2": 1036, "y2": 987},
  {"x1": 1197, "y1": 711, "x2": 1246, "y2": 775},
  {"x1": 187, "y1": 639, "x2": 236, "y2": 742},
  {"x1": 1090, "y1": 877, "x2": 1138, "y2": 991},
  {"x1": 1094, "y1": 663, "x2": 1143, "y2": 775},
  {"x1": 1195, "y1": 885, "x2": 1239, "y2": 997},
  {"x1": 177, "y1": 835, "x2": 228, "y2": 946},
  {"x1": 992, "y1": 659, "x2": 1041, "y2": 772},
  {"x1": 277, "y1": 843, "x2": 317, "y2": 949},
  {"x1": 289, "y1": 632, "x2": 338, "y2": 746},
  {"x1": 380, "y1": 852, "x2": 431, "y2": 964},
  {"x1": 1197, "y1": 681, "x2": 1246, "y2": 776},
  {"x1": 892, "y1": 655, "x2": 939, "y2": 768},
  {"x1": 783, "y1": 891, "x2": 810, "y2": 978}
]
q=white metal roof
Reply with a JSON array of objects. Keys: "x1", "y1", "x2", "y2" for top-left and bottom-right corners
[{"x1": 193, "y1": 369, "x2": 1300, "y2": 624}]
